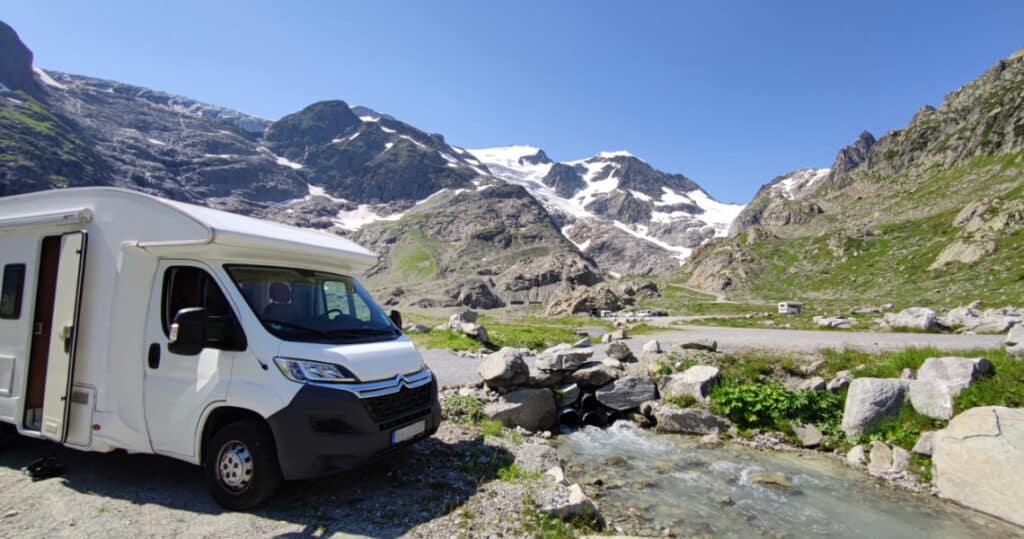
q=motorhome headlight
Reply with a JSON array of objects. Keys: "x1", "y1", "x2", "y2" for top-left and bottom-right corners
[{"x1": 273, "y1": 357, "x2": 357, "y2": 384}]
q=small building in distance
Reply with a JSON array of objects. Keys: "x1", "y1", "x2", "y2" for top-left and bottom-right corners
[{"x1": 778, "y1": 301, "x2": 804, "y2": 315}]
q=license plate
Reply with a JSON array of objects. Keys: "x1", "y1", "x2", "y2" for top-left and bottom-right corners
[{"x1": 391, "y1": 420, "x2": 425, "y2": 445}]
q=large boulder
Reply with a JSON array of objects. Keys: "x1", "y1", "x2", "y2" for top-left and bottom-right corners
[
  {"x1": 571, "y1": 361, "x2": 621, "y2": 388},
  {"x1": 1007, "y1": 324, "x2": 1024, "y2": 358},
  {"x1": 595, "y1": 376, "x2": 657, "y2": 411},
  {"x1": 654, "y1": 405, "x2": 733, "y2": 435},
  {"x1": 536, "y1": 345, "x2": 594, "y2": 371},
  {"x1": 448, "y1": 310, "x2": 479, "y2": 328},
  {"x1": 478, "y1": 348, "x2": 529, "y2": 391},
  {"x1": 909, "y1": 357, "x2": 992, "y2": 420},
  {"x1": 605, "y1": 341, "x2": 633, "y2": 361},
  {"x1": 933, "y1": 406, "x2": 1024, "y2": 527},
  {"x1": 545, "y1": 285, "x2": 621, "y2": 318},
  {"x1": 941, "y1": 305, "x2": 1023, "y2": 334},
  {"x1": 483, "y1": 387, "x2": 557, "y2": 431},
  {"x1": 658, "y1": 365, "x2": 720, "y2": 400},
  {"x1": 841, "y1": 378, "x2": 910, "y2": 436},
  {"x1": 882, "y1": 307, "x2": 937, "y2": 331}
]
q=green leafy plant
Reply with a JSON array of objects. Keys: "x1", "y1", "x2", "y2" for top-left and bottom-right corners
[
  {"x1": 480, "y1": 418, "x2": 503, "y2": 437},
  {"x1": 711, "y1": 384, "x2": 843, "y2": 434},
  {"x1": 444, "y1": 395, "x2": 485, "y2": 424}
]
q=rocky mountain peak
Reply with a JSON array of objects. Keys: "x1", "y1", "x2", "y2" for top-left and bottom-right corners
[
  {"x1": 264, "y1": 100, "x2": 361, "y2": 159},
  {"x1": 519, "y1": 148, "x2": 551, "y2": 166},
  {"x1": 0, "y1": 21, "x2": 43, "y2": 99},
  {"x1": 830, "y1": 130, "x2": 876, "y2": 178}
]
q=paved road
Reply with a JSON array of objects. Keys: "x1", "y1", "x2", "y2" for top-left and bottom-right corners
[{"x1": 423, "y1": 325, "x2": 1005, "y2": 388}]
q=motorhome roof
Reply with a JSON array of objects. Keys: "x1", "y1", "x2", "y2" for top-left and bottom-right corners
[{"x1": 0, "y1": 187, "x2": 379, "y2": 271}]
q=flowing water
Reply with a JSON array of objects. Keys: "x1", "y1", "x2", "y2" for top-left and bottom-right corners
[{"x1": 555, "y1": 422, "x2": 1022, "y2": 538}]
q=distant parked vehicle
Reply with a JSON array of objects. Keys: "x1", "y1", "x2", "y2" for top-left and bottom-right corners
[
  {"x1": 778, "y1": 301, "x2": 804, "y2": 314},
  {"x1": 599, "y1": 310, "x2": 617, "y2": 318}
]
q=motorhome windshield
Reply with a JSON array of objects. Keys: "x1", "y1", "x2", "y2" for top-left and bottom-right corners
[{"x1": 225, "y1": 265, "x2": 400, "y2": 344}]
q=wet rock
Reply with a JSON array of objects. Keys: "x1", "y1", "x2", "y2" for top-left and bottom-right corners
[
  {"x1": 642, "y1": 340, "x2": 662, "y2": 354},
  {"x1": 596, "y1": 376, "x2": 658, "y2": 411},
  {"x1": 846, "y1": 445, "x2": 867, "y2": 468},
  {"x1": 606, "y1": 341, "x2": 634, "y2": 361},
  {"x1": 654, "y1": 406, "x2": 732, "y2": 435},
  {"x1": 478, "y1": 348, "x2": 529, "y2": 390},
  {"x1": 603, "y1": 456, "x2": 627, "y2": 467},
  {"x1": 909, "y1": 357, "x2": 993, "y2": 419},
  {"x1": 882, "y1": 307, "x2": 937, "y2": 331},
  {"x1": 748, "y1": 472, "x2": 795, "y2": 491},
  {"x1": 680, "y1": 339, "x2": 717, "y2": 352},
  {"x1": 658, "y1": 365, "x2": 720, "y2": 400},
  {"x1": 933, "y1": 406, "x2": 1024, "y2": 526},
  {"x1": 912, "y1": 431, "x2": 935, "y2": 456},
  {"x1": 841, "y1": 378, "x2": 910, "y2": 436},
  {"x1": 483, "y1": 387, "x2": 556, "y2": 431},
  {"x1": 792, "y1": 423, "x2": 824, "y2": 448},
  {"x1": 698, "y1": 433, "x2": 723, "y2": 447}
]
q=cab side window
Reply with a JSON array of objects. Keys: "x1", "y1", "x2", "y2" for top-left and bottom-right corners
[
  {"x1": 0, "y1": 264, "x2": 25, "y2": 320},
  {"x1": 162, "y1": 266, "x2": 246, "y2": 351}
]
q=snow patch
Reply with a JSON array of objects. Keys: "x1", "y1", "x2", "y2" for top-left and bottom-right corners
[
  {"x1": 596, "y1": 150, "x2": 634, "y2": 159},
  {"x1": 146, "y1": 138, "x2": 166, "y2": 146},
  {"x1": 33, "y1": 68, "x2": 67, "y2": 89},
  {"x1": 359, "y1": 115, "x2": 380, "y2": 122},
  {"x1": 772, "y1": 168, "x2": 831, "y2": 200},
  {"x1": 380, "y1": 126, "x2": 396, "y2": 134},
  {"x1": 258, "y1": 147, "x2": 303, "y2": 169}
]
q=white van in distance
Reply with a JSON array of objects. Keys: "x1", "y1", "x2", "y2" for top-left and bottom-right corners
[{"x1": 0, "y1": 188, "x2": 441, "y2": 509}]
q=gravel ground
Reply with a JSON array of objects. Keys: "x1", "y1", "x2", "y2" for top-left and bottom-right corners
[
  {"x1": 424, "y1": 325, "x2": 1005, "y2": 387},
  {"x1": 0, "y1": 422, "x2": 546, "y2": 539}
]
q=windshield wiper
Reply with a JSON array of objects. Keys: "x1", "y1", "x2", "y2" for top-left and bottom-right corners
[{"x1": 264, "y1": 320, "x2": 328, "y2": 336}]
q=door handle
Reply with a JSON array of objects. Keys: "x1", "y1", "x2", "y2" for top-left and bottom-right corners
[{"x1": 147, "y1": 343, "x2": 161, "y2": 369}]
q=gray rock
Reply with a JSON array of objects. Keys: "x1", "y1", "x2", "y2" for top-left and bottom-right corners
[
  {"x1": 748, "y1": 472, "x2": 796, "y2": 491},
  {"x1": 537, "y1": 483, "x2": 605, "y2": 527},
  {"x1": 642, "y1": 340, "x2": 661, "y2": 354},
  {"x1": 867, "y1": 441, "x2": 894, "y2": 477},
  {"x1": 448, "y1": 310, "x2": 479, "y2": 328},
  {"x1": 403, "y1": 323, "x2": 431, "y2": 334},
  {"x1": 545, "y1": 466, "x2": 568, "y2": 486},
  {"x1": 528, "y1": 363, "x2": 564, "y2": 387},
  {"x1": 654, "y1": 406, "x2": 732, "y2": 435},
  {"x1": 658, "y1": 365, "x2": 720, "y2": 400},
  {"x1": 792, "y1": 423, "x2": 824, "y2": 448},
  {"x1": 1005, "y1": 324, "x2": 1024, "y2": 358},
  {"x1": 912, "y1": 431, "x2": 935, "y2": 456},
  {"x1": 680, "y1": 339, "x2": 717, "y2": 352},
  {"x1": 800, "y1": 359, "x2": 826, "y2": 376},
  {"x1": 910, "y1": 357, "x2": 993, "y2": 420},
  {"x1": 600, "y1": 333, "x2": 612, "y2": 344},
  {"x1": 605, "y1": 341, "x2": 634, "y2": 361},
  {"x1": 555, "y1": 383, "x2": 581, "y2": 407},
  {"x1": 900, "y1": 368, "x2": 917, "y2": 380},
  {"x1": 933, "y1": 406, "x2": 1024, "y2": 526},
  {"x1": 846, "y1": 445, "x2": 867, "y2": 468},
  {"x1": 891, "y1": 446, "x2": 911, "y2": 473},
  {"x1": 478, "y1": 348, "x2": 530, "y2": 390},
  {"x1": 785, "y1": 376, "x2": 826, "y2": 391},
  {"x1": 841, "y1": 378, "x2": 910, "y2": 436},
  {"x1": 572, "y1": 362, "x2": 621, "y2": 388},
  {"x1": 483, "y1": 387, "x2": 556, "y2": 431},
  {"x1": 536, "y1": 346, "x2": 594, "y2": 371},
  {"x1": 827, "y1": 370, "x2": 852, "y2": 393},
  {"x1": 595, "y1": 376, "x2": 658, "y2": 411},
  {"x1": 610, "y1": 329, "x2": 628, "y2": 341},
  {"x1": 573, "y1": 336, "x2": 592, "y2": 348},
  {"x1": 882, "y1": 307, "x2": 937, "y2": 331},
  {"x1": 814, "y1": 316, "x2": 854, "y2": 329},
  {"x1": 513, "y1": 441, "x2": 561, "y2": 473}
]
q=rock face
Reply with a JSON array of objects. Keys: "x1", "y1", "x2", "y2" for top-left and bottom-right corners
[
  {"x1": 0, "y1": 21, "x2": 44, "y2": 99},
  {"x1": 909, "y1": 357, "x2": 993, "y2": 420},
  {"x1": 933, "y1": 406, "x2": 1024, "y2": 527},
  {"x1": 653, "y1": 405, "x2": 733, "y2": 435},
  {"x1": 1007, "y1": 324, "x2": 1024, "y2": 358},
  {"x1": 478, "y1": 348, "x2": 529, "y2": 391},
  {"x1": 882, "y1": 308, "x2": 938, "y2": 331},
  {"x1": 841, "y1": 378, "x2": 910, "y2": 436},
  {"x1": 595, "y1": 377, "x2": 657, "y2": 411},
  {"x1": 658, "y1": 366, "x2": 720, "y2": 400},
  {"x1": 483, "y1": 388, "x2": 556, "y2": 431},
  {"x1": 545, "y1": 285, "x2": 621, "y2": 318}
]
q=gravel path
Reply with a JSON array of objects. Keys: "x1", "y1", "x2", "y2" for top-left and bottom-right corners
[{"x1": 424, "y1": 326, "x2": 1005, "y2": 388}]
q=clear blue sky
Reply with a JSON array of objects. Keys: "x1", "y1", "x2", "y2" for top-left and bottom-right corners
[{"x1": 6, "y1": 1, "x2": 1023, "y2": 203}]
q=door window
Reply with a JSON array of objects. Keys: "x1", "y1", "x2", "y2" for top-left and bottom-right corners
[{"x1": 161, "y1": 266, "x2": 245, "y2": 351}]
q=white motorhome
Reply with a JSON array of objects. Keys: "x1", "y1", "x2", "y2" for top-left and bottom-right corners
[{"x1": 0, "y1": 188, "x2": 440, "y2": 509}]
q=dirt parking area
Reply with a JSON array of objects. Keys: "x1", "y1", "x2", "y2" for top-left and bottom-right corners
[{"x1": 0, "y1": 423, "x2": 529, "y2": 538}]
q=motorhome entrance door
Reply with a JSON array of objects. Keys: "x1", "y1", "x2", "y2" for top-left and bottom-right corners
[{"x1": 40, "y1": 232, "x2": 87, "y2": 442}]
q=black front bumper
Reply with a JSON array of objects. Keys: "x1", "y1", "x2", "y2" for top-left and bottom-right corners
[{"x1": 266, "y1": 377, "x2": 441, "y2": 480}]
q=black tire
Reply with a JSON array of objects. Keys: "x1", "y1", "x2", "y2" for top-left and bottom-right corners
[
  {"x1": 0, "y1": 423, "x2": 17, "y2": 450},
  {"x1": 203, "y1": 420, "x2": 282, "y2": 510}
]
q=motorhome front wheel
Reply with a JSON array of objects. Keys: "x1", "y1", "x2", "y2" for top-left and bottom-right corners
[{"x1": 204, "y1": 420, "x2": 282, "y2": 510}]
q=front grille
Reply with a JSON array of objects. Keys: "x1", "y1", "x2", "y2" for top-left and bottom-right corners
[{"x1": 362, "y1": 383, "x2": 433, "y2": 427}]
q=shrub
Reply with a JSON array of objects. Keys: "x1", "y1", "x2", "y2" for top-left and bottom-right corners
[
  {"x1": 444, "y1": 395, "x2": 485, "y2": 423},
  {"x1": 711, "y1": 384, "x2": 843, "y2": 434}
]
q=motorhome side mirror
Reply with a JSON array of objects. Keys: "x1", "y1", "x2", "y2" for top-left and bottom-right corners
[
  {"x1": 169, "y1": 307, "x2": 208, "y2": 356},
  {"x1": 389, "y1": 309, "x2": 403, "y2": 328}
]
